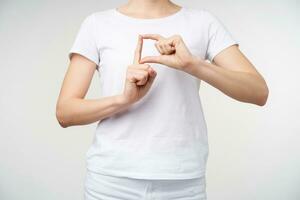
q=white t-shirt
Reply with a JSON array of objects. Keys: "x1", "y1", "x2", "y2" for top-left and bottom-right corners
[{"x1": 68, "y1": 7, "x2": 238, "y2": 180}]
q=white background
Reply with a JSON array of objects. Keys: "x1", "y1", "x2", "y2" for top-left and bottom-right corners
[{"x1": 0, "y1": 0, "x2": 299, "y2": 199}]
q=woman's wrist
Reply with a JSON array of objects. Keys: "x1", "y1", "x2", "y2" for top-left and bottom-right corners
[
  {"x1": 182, "y1": 55, "x2": 205, "y2": 76},
  {"x1": 114, "y1": 94, "x2": 133, "y2": 107}
]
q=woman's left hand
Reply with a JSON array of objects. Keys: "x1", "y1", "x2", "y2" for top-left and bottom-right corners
[{"x1": 139, "y1": 34, "x2": 200, "y2": 72}]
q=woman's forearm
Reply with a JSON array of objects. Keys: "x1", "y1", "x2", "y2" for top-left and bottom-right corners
[
  {"x1": 185, "y1": 57, "x2": 269, "y2": 106},
  {"x1": 56, "y1": 94, "x2": 131, "y2": 128}
]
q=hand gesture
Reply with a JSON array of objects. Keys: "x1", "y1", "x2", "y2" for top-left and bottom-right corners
[
  {"x1": 122, "y1": 35, "x2": 157, "y2": 104},
  {"x1": 139, "y1": 34, "x2": 196, "y2": 71}
]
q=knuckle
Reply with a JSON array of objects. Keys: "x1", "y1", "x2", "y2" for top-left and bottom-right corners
[
  {"x1": 127, "y1": 74, "x2": 134, "y2": 81},
  {"x1": 142, "y1": 75, "x2": 148, "y2": 82},
  {"x1": 143, "y1": 64, "x2": 150, "y2": 70},
  {"x1": 139, "y1": 75, "x2": 145, "y2": 81},
  {"x1": 155, "y1": 45, "x2": 160, "y2": 50},
  {"x1": 163, "y1": 43, "x2": 169, "y2": 48},
  {"x1": 161, "y1": 38, "x2": 167, "y2": 43},
  {"x1": 175, "y1": 34, "x2": 181, "y2": 38},
  {"x1": 172, "y1": 34, "x2": 181, "y2": 40}
]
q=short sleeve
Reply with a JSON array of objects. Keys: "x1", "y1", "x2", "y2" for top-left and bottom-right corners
[
  {"x1": 68, "y1": 13, "x2": 100, "y2": 70},
  {"x1": 204, "y1": 11, "x2": 239, "y2": 62}
]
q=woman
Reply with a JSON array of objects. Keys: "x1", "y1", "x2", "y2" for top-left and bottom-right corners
[{"x1": 56, "y1": 0, "x2": 269, "y2": 199}]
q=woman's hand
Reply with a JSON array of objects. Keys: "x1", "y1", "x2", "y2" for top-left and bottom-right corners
[
  {"x1": 122, "y1": 35, "x2": 157, "y2": 105},
  {"x1": 139, "y1": 34, "x2": 200, "y2": 72}
]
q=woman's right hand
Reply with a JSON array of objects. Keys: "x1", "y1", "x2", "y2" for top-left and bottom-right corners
[{"x1": 122, "y1": 35, "x2": 157, "y2": 105}]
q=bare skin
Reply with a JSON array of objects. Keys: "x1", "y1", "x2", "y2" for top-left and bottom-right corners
[
  {"x1": 56, "y1": 35, "x2": 155, "y2": 128},
  {"x1": 56, "y1": 0, "x2": 269, "y2": 128},
  {"x1": 139, "y1": 34, "x2": 269, "y2": 106}
]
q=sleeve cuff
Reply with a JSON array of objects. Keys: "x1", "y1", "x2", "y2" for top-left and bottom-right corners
[
  {"x1": 208, "y1": 41, "x2": 239, "y2": 62},
  {"x1": 68, "y1": 50, "x2": 99, "y2": 70}
]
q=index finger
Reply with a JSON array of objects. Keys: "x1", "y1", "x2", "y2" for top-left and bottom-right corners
[
  {"x1": 133, "y1": 34, "x2": 143, "y2": 64},
  {"x1": 141, "y1": 34, "x2": 164, "y2": 41}
]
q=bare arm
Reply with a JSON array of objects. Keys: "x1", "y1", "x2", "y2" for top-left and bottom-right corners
[
  {"x1": 185, "y1": 45, "x2": 269, "y2": 106},
  {"x1": 55, "y1": 53, "x2": 130, "y2": 128},
  {"x1": 139, "y1": 34, "x2": 269, "y2": 106},
  {"x1": 56, "y1": 35, "x2": 156, "y2": 128}
]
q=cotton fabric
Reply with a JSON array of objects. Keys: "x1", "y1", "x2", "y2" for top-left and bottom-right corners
[
  {"x1": 68, "y1": 6, "x2": 238, "y2": 180},
  {"x1": 84, "y1": 169, "x2": 207, "y2": 200}
]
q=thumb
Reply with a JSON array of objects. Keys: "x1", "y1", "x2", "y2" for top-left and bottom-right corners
[
  {"x1": 147, "y1": 69, "x2": 157, "y2": 85},
  {"x1": 140, "y1": 56, "x2": 163, "y2": 64}
]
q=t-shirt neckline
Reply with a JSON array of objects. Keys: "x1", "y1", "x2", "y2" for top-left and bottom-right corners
[{"x1": 111, "y1": 7, "x2": 185, "y2": 23}]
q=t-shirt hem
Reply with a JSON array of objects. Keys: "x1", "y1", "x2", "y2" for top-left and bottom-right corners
[{"x1": 86, "y1": 167, "x2": 206, "y2": 180}]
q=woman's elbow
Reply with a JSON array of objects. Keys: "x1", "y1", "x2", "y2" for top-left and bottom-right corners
[
  {"x1": 56, "y1": 102, "x2": 71, "y2": 128},
  {"x1": 256, "y1": 83, "x2": 269, "y2": 106}
]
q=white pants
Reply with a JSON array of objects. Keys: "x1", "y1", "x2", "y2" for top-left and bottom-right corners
[{"x1": 84, "y1": 170, "x2": 207, "y2": 200}]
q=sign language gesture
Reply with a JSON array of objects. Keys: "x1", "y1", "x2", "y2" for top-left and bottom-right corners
[
  {"x1": 139, "y1": 34, "x2": 197, "y2": 72},
  {"x1": 122, "y1": 35, "x2": 157, "y2": 104}
]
